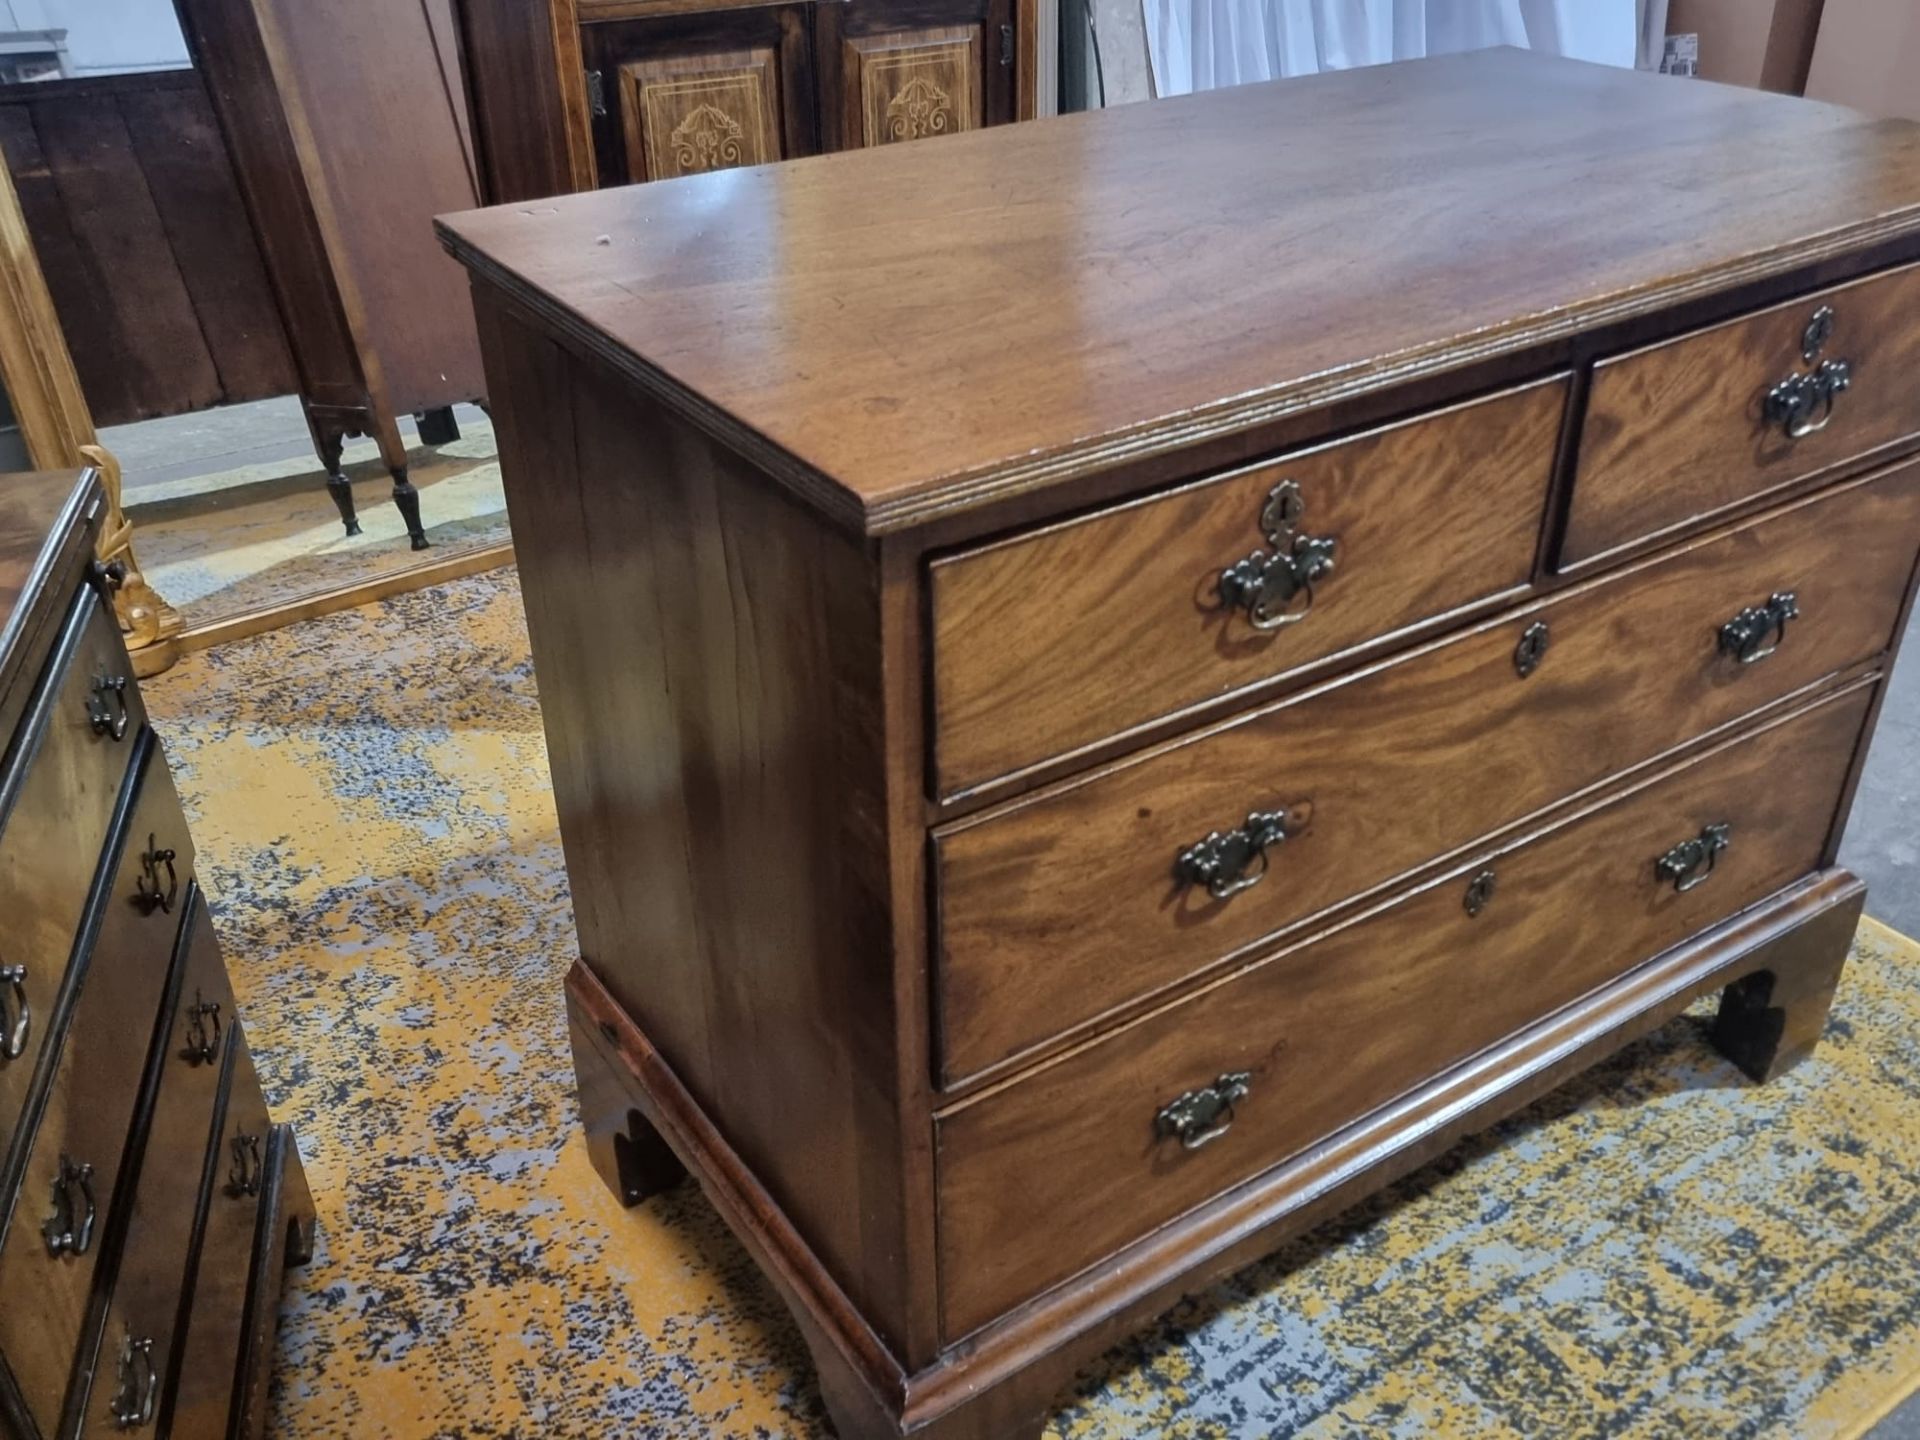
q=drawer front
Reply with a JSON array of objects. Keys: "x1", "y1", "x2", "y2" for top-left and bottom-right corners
[
  {"x1": 1565, "y1": 262, "x2": 1920, "y2": 567},
  {"x1": 0, "y1": 586, "x2": 146, "y2": 1156},
  {"x1": 931, "y1": 378, "x2": 1565, "y2": 795},
  {"x1": 164, "y1": 1020, "x2": 272, "y2": 1440},
  {"x1": 78, "y1": 892, "x2": 232, "y2": 1439},
  {"x1": 936, "y1": 681, "x2": 1874, "y2": 1341},
  {"x1": 935, "y1": 461, "x2": 1920, "y2": 1083},
  {"x1": 0, "y1": 745, "x2": 193, "y2": 1435}
]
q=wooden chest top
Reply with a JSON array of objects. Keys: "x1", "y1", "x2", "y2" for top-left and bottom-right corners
[{"x1": 437, "y1": 48, "x2": 1920, "y2": 533}]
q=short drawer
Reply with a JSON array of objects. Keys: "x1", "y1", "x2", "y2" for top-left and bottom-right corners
[
  {"x1": 0, "y1": 584, "x2": 146, "y2": 1158},
  {"x1": 77, "y1": 889, "x2": 232, "y2": 1438},
  {"x1": 929, "y1": 377, "x2": 1566, "y2": 796},
  {"x1": 0, "y1": 743, "x2": 193, "y2": 1435},
  {"x1": 934, "y1": 459, "x2": 1920, "y2": 1084},
  {"x1": 165, "y1": 1020, "x2": 274, "y2": 1440},
  {"x1": 935, "y1": 680, "x2": 1874, "y2": 1342},
  {"x1": 1564, "y1": 262, "x2": 1920, "y2": 568}
]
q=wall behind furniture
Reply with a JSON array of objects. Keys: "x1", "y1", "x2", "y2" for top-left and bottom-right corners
[
  {"x1": 0, "y1": 69, "x2": 296, "y2": 424},
  {"x1": 1804, "y1": 0, "x2": 1920, "y2": 120}
]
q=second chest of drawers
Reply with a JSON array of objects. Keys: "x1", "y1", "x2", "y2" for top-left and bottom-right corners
[{"x1": 0, "y1": 469, "x2": 314, "y2": 1440}]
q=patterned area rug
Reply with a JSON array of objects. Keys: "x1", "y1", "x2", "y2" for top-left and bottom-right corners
[
  {"x1": 139, "y1": 567, "x2": 1920, "y2": 1439},
  {"x1": 125, "y1": 418, "x2": 508, "y2": 630}
]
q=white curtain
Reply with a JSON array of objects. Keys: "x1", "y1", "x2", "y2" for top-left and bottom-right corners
[{"x1": 1146, "y1": 0, "x2": 1642, "y2": 99}]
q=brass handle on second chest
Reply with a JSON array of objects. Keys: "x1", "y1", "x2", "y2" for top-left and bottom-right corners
[
  {"x1": 1719, "y1": 592, "x2": 1798, "y2": 665},
  {"x1": 1765, "y1": 306, "x2": 1852, "y2": 440},
  {"x1": 135, "y1": 835, "x2": 177, "y2": 916},
  {"x1": 87, "y1": 673, "x2": 130, "y2": 741},
  {"x1": 184, "y1": 993, "x2": 223, "y2": 1065},
  {"x1": 43, "y1": 1154, "x2": 96, "y2": 1256},
  {"x1": 1155, "y1": 1071, "x2": 1253, "y2": 1150},
  {"x1": 1656, "y1": 822, "x2": 1731, "y2": 893},
  {"x1": 0, "y1": 962, "x2": 27, "y2": 1061},
  {"x1": 1177, "y1": 810, "x2": 1295, "y2": 899},
  {"x1": 229, "y1": 1132, "x2": 263, "y2": 1198},
  {"x1": 111, "y1": 1332, "x2": 158, "y2": 1430},
  {"x1": 1216, "y1": 479, "x2": 1338, "y2": 630}
]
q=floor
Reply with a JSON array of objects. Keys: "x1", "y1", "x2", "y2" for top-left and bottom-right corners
[
  {"x1": 101, "y1": 397, "x2": 508, "y2": 632},
  {"x1": 103, "y1": 395, "x2": 492, "y2": 500}
]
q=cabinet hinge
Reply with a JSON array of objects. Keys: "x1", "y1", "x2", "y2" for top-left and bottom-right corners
[
  {"x1": 586, "y1": 68, "x2": 607, "y2": 117},
  {"x1": 1000, "y1": 23, "x2": 1014, "y2": 66}
]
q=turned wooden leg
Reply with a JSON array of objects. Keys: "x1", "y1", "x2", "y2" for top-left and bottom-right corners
[
  {"x1": 1708, "y1": 892, "x2": 1861, "y2": 1082},
  {"x1": 569, "y1": 1002, "x2": 686, "y2": 1205},
  {"x1": 389, "y1": 465, "x2": 430, "y2": 551},
  {"x1": 311, "y1": 427, "x2": 361, "y2": 537}
]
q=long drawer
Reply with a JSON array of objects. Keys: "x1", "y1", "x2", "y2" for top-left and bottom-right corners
[
  {"x1": 165, "y1": 996, "x2": 275, "y2": 1440},
  {"x1": 934, "y1": 461, "x2": 1920, "y2": 1084},
  {"x1": 1565, "y1": 261, "x2": 1920, "y2": 567},
  {"x1": 0, "y1": 741, "x2": 194, "y2": 1435},
  {"x1": 0, "y1": 584, "x2": 147, "y2": 1160},
  {"x1": 934, "y1": 679, "x2": 1874, "y2": 1342},
  {"x1": 929, "y1": 378, "x2": 1565, "y2": 796},
  {"x1": 75, "y1": 887, "x2": 233, "y2": 1438}
]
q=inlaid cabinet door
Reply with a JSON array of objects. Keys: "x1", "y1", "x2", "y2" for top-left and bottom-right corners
[
  {"x1": 817, "y1": 0, "x2": 1017, "y2": 151},
  {"x1": 580, "y1": 8, "x2": 819, "y2": 187},
  {"x1": 619, "y1": 47, "x2": 784, "y2": 181}
]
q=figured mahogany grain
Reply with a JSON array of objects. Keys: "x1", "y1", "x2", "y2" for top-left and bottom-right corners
[
  {"x1": 472, "y1": 291, "x2": 929, "y2": 1358},
  {"x1": 930, "y1": 377, "x2": 1564, "y2": 795},
  {"x1": 934, "y1": 462, "x2": 1920, "y2": 1083},
  {"x1": 935, "y1": 680, "x2": 1874, "y2": 1341},
  {"x1": 0, "y1": 588, "x2": 146, "y2": 1161},
  {"x1": 437, "y1": 50, "x2": 1920, "y2": 534},
  {"x1": 0, "y1": 745, "x2": 190, "y2": 1435},
  {"x1": 1566, "y1": 260, "x2": 1920, "y2": 567},
  {"x1": 76, "y1": 902, "x2": 231, "y2": 1438}
]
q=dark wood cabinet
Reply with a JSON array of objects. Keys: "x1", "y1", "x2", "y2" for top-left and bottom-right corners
[
  {"x1": 171, "y1": 0, "x2": 488, "y2": 549},
  {"x1": 454, "y1": 0, "x2": 1038, "y2": 204}
]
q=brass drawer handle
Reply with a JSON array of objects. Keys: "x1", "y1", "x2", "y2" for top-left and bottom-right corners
[
  {"x1": 43, "y1": 1154, "x2": 96, "y2": 1256},
  {"x1": 110, "y1": 1332, "x2": 157, "y2": 1430},
  {"x1": 1216, "y1": 479, "x2": 1338, "y2": 630},
  {"x1": 1764, "y1": 306, "x2": 1851, "y2": 440},
  {"x1": 1155, "y1": 1071, "x2": 1253, "y2": 1150},
  {"x1": 134, "y1": 835, "x2": 178, "y2": 916},
  {"x1": 1463, "y1": 867, "x2": 1498, "y2": 917},
  {"x1": 1513, "y1": 621, "x2": 1551, "y2": 679},
  {"x1": 1176, "y1": 809, "x2": 1296, "y2": 900},
  {"x1": 1718, "y1": 591, "x2": 1798, "y2": 665},
  {"x1": 87, "y1": 674, "x2": 130, "y2": 741},
  {"x1": 0, "y1": 962, "x2": 27, "y2": 1061},
  {"x1": 228, "y1": 1132, "x2": 263, "y2": 1198},
  {"x1": 183, "y1": 992, "x2": 223, "y2": 1066},
  {"x1": 1656, "y1": 822, "x2": 1731, "y2": 894}
]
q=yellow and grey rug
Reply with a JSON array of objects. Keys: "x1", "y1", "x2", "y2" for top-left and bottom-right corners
[{"x1": 140, "y1": 567, "x2": 1920, "y2": 1439}]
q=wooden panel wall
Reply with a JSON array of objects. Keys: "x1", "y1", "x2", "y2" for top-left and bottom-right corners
[{"x1": 0, "y1": 69, "x2": 296, "y2": 426}]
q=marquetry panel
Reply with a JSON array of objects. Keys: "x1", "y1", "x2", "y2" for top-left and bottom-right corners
[
  {"x1": 846, "y1": 27, "x2": 982, "y2": 147},
  {"x1": 618, "y1": 48, "x2": 783, "y2": 182}
]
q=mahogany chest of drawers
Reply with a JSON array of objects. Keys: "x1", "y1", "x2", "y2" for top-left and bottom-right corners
[
  {"x1": 0, "y1": 471, "x2": 312, "y2": 1440},
  {"x1": 441, "y1": 50, "x2": 1920, "y2": 1439}
]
